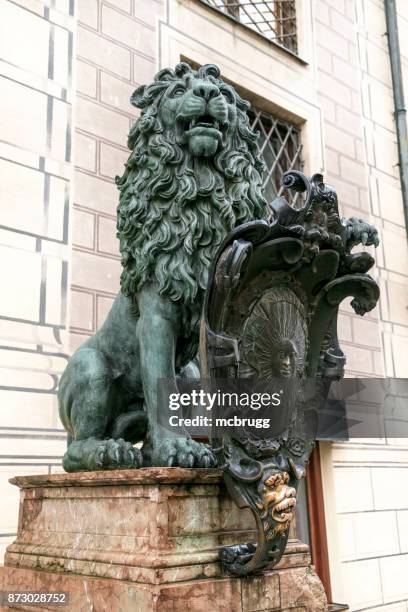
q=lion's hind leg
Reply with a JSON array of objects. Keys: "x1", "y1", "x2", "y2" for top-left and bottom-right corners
[{"x1": 58, "y1": 347, "x2": 142, "y2": 471}]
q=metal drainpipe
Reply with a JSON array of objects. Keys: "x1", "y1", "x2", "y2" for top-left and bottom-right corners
[{"x1": 384, "y1": 0, "x2": 408, "y2": 237}]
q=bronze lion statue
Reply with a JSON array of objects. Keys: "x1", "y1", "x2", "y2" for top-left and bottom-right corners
[{"x1": 58, "y1": 62, "x2": 267, "y2": 471}]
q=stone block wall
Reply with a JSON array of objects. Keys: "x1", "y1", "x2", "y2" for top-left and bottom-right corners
[
  {"x1": 315, "y1": 0, "x2": 408, "y2": 608},
  {"x1": 70, "y1": 0, "x2": 162, "y2": 351},
  {"x1": 0, "y1": 0, "x2": 76, "y2": 559},
  {"x1": 316, "y1": 0, "x2": 384, "y2": 378}
]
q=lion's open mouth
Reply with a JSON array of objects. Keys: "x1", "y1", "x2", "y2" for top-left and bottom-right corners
[
  {"x1": 272, "y1": 496, "x2": 297, "y2": 522},
  {"x1": 180, "y1": 114, "x2": 225, "y2": 157},
  {"x1": 184, "y1": 114, "x2": 223, "y2": 141},
  {"x1": 189, "y1": 114, "x2": 220, "y2": 130}
]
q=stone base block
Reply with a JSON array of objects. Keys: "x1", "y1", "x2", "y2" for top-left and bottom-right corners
[
  {"x1": 1, "y1": 564, "x2": 327, "y2": 611},
  {"x1": 0, "y1": 468, "x2": 327, "y2": 611}
]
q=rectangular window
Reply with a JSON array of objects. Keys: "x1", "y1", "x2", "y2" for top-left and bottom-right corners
[
  {"x1": 248, "y1": 105, "x2": 304, "y2": 207},
  {"x1": 200, "y1": 0, "x2": 298, "y2": 53}
]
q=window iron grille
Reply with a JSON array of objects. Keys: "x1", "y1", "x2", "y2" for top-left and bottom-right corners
[
  {"x1": 248, "y1": 106, "x2": 304, "y2": 208},
  {"x1": 200, "y1": 0, "x2": 298, "y2": 54}
]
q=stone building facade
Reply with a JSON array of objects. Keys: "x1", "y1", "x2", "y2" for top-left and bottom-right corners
[{"x1": 1, "y1": 0, "x2": 408, "y2": 609}]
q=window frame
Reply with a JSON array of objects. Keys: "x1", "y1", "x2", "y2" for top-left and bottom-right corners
[
  {"x1": 247, "y1": 104, "x2": 304, "y2": 207},
  {"x1": 197, "y1": 0, "x2": 303, "y2": 63}
]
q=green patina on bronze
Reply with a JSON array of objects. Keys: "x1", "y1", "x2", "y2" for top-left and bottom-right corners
[
  {"x1": 58, "y1": 62, "x2": 267, "y2": 471},
  {"x1": 117, "y1": 62, "x2": 266, "y2": 312}
]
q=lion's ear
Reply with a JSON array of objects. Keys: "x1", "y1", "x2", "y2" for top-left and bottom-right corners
[
  {"x1": 154, "y1": 67, "x2": 176, "y2": 82},
  {"x1": 199, "y1": 64, "x2": 220, "y2": 79},
  {"x1": 175, "y1": 62, "x2": 192, "y2": 77},
  {"x1": 131, "y1": 85, "x2": 147, "y2": 109}
]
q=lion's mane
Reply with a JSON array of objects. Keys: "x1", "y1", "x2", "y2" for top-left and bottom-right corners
[{"x1": 116, "y1": 63, "x2": 266, "y2": 325}]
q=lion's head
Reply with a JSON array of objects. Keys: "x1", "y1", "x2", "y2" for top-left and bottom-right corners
[{"x1": 116, "y1": 62, "x2": 267, "y2": 336}]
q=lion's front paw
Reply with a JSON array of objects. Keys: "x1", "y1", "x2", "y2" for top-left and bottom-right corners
[
  {"x1": 153, "y1": 438, "x2": 217, "y2": 468},
  {"x1": 93, "y1": 438, "x2": 143, "y2": 469},
  {"x1": 63, "y1": 437, "x2": 143, "y2": 471}
]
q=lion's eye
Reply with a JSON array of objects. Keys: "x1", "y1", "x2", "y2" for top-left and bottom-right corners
[{"x1": 172, "y1": 87, "x2": 185, "y2": 98}]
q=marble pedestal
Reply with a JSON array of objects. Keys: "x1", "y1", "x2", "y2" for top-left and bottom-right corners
[{"x1": 0, "y1": 468, "x2": 327, "y2": 611}]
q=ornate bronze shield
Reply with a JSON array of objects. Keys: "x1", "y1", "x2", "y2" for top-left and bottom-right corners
[{"x1": 200, "y1": 171, "x2": 380, "y2": 575}]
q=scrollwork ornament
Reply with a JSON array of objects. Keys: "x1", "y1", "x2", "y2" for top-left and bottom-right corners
[{"x1": 202, "y1": 170, "x2": 380, "y2": 576}]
